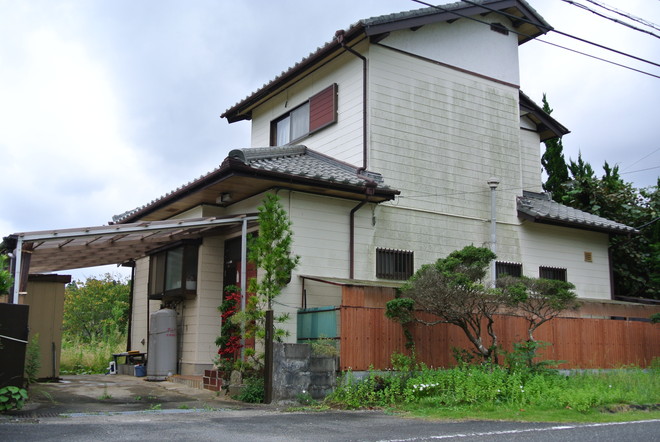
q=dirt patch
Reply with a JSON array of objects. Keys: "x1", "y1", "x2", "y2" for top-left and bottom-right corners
[{"x1": 602, "y1": 404, "x2": 660, "y2": 413}]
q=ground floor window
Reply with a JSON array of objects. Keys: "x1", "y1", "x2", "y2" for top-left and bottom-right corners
[
  {"x1": 496, "y1": 261, "x2": 522, "y2": 278},
  {"x1": 148, "y1": 240, "x2": 200, "y2": 300},
  {"x1": 539, "y1": 266, "x2": 567, "y2": 282},
  {"x1": 376, "y1": 248, "x2": 414, "y2": 280}
]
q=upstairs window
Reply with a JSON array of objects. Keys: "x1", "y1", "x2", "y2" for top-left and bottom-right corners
[
  {"x1": 148, "y1": 240, "x2": 200, "y2": 300},
  {"x1": 539, "y1": 266, "x2": 567, "y2": 282},
  {"x1": 496, "y1": 262, "x2": 522, "y2": 278},
  {"x1": 271, "y1": 84, "x2": 337, "y2": 146},
  {"x1": 377, "y1": 248, "x2": 414, "y2": 280}
]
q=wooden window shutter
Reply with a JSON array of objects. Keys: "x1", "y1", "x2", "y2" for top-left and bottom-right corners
[{"x1": 309, "y1": 83, "x2": 337, "y2": 133}]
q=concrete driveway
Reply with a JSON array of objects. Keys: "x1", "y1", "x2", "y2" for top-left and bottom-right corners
[{"x1": 6, "y1": 374, "x2": 250, "y2": 418}]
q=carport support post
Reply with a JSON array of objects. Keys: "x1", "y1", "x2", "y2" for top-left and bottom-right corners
[
  {"x1": 264, "y1": 309, "x2": 273, "y2": 404},
  {"x1": 240, "y1": 218, "x2": 247, "y2": 360},
  {"x1": 12, "y1": 238, "x2": 23, "y2": 304}
]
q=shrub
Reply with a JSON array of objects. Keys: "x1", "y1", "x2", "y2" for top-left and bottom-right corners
[
  {"x1": 235, "y1": 376, "x2": 265, "y2": 403},
  {"x1": 0, "y1": 386, "x2": 28, "y2": 412},
  {"x1": 25, "y1": 334, "x2": 41, "y2": 384}
]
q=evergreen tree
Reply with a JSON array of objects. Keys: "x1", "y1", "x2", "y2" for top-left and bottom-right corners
[{"x1": 540, "y1": 94, "x2": 569, "y2": 201}]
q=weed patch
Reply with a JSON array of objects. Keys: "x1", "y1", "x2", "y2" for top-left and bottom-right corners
[{"x1": 326, "y1": 365, "x2": 660, "y2": 422}]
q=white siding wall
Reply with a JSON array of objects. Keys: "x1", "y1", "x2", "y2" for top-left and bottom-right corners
[
  {"x1": 381, "y1": 17, "x2": 520, "y2": 86},
  {"x1": 249, "y1": 45, "x2": 366, "y2": 165},
  {"x1": 519, "y1": 223, "x2": 612, "y2": 299},
  {"x1": 270, "y1": 190, "x2": 374, "y2": 340},
  {"x1": 519, "y1": 125, "x2": 543, "y2": 192},
  {"x1": 369, "y1": 44, "x2": 521, "y2": 225},
  {"x1": 177, "y1": 236, "x2": 225, "y2": 375},
  {"x1": 130, "y1": 257, "x2": 150, "y2": 354}
]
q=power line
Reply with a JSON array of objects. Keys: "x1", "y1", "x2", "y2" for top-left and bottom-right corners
[
  {"x1": 559, "y1": 0, "x2": 660, "y2": 40},
  {"x1": 583, "y1": 0, "x2": 660, "y2": 33},
  {"x1": 408, "y1": 0, "x2": 660, "y2": 79},
  {"x1": 619, "y1": 165, "x2": 660, "y2": 175},
  {"x1": 412, "y1": 0, "x2": 660, "y2": 78},
  {"x1": 535, "y1": 37, "x2": 660, "y2": 79},
  {"x1": 621, "y1": 147, "x2": 660, "y2": 172},
  {"x1": 459, "y1": 0, "x2": 660, "y2": 69}
]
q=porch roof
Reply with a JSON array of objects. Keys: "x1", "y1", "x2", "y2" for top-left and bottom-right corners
[
  {"x1": 517, "y1": 191, "x2": 637, "y2": 234},
  {"x1": 112, "y1": 145, "x2": 399, "y2": 224},
  {"x1": 6, "y1": 215, "x2": 258, "y2": 274}
]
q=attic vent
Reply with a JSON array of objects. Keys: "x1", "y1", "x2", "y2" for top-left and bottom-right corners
[
  {"x1": 584, "y1": 251, "x2": 593, "y2": 263},
  {"x1": 490, "y1": 23, "x2": 509, "y2": 36}
]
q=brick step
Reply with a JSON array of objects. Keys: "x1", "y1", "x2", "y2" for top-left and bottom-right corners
[{"x1": 167, "y1": 374, "x2": 203, "y2": 390}]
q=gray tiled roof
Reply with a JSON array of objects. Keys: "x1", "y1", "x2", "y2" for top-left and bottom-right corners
[
  {"x1": 112, "y1": 146, "x2": 392, "y2": 223},
  {"x1": 362, "y1": 1, "x2": 485, "y2": 26},
  {"x1": 228, "y1": 145, "x2": 386, "y2": 186},
  {"x1": 221, "y1": 1, "x2": 549, "y2": 121},
  {"x1": 517, "y1": 191, "x2": 637, "y2": 234}
]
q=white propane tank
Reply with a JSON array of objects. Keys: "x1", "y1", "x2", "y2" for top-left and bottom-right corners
[{"x1": 147, "y1": 308, "x2": 177, "y2": 381}]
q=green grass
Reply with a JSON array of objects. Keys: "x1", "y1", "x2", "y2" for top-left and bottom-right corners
[
  {"x1": 397, "y1": 401, "x2": 660, "y2": 423},
  {"x1": 326, "y1": 365, "x2": 660, "y2": 423},
  {"x1": 60, "y1": 332, "x2": 126, "y2": 374}
]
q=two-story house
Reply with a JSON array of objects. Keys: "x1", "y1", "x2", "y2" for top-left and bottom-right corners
[{"x1": 8, "y1": 0, "x2": 636, "y2": 375}]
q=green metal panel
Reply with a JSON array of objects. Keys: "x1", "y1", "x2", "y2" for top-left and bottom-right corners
[{"x1": 297, "y1": 307, "x2": 338, "y2": 341}]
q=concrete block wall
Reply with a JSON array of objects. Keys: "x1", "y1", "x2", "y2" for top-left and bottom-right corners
[{"x1": 272, "y1": 343, "x2": 337, "y2": 401}]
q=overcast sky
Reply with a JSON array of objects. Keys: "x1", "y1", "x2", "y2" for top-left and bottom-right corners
[{"x1": 1, "y1": 0, "x2": 658, "y2": 279}]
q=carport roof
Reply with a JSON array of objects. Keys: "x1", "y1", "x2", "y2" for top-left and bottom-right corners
[{"x1": 6, "y1": 215, "x2": 257, "y2": 274}]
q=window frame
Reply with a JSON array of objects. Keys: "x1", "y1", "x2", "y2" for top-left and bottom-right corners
[
  {"x1": 495, "y1": 261, "x2": 522, "y2": 279},
  {"x1": 148, "y1": 240, "x2": 200, "y2": 300},
  {"x1": 539, "y1": 266, "x2": 567, "y2": 282},
  {"x1": 376, "y1": 248, "x2": 414, "y2": 280},
  {"x1": 270, "y1": 83, "x2": 337, "y2": 146}
]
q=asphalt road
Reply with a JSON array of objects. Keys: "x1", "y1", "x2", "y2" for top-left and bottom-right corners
[
  {"x1": 1, "y1": 375, "x2": 657, "y2": 441},
  {"x1": 1, "y1": 409, "x2": 659, "y2": 441}
]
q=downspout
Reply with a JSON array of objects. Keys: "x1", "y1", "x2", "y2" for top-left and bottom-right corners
[
  {"x1": 349, "y1": 200, "x2": 368, "y2": 279},
  {"x1": 126, "y1": 261, "x2": 135, "y2": 351},
  {"x1": 487, "y1": 178, "x2": 500, "y2": 287},
  {"x1": 240, "y1": 217, "x2": 247, "y2": 360},
  {"x1": 337, "y1": 30, "x2": 373, "y2": 280}
]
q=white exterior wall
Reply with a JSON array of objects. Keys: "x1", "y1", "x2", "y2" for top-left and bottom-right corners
[
  {"x1": 519, "y1": 223, "x2": 612, "y2": 299},
  {"x1": 178, "y1": 236, "x2": 225, "y2": 375},
  {"x1": 273, "y1": 190, "x2": 361, "y2": 340},
  {"x1": 369, "y1": 44, "x2": 521, "y2": 225},
  {"x1": 381, "y1": 17, "x2": 520, "y2": 86},
  {"x1": 249, "y1": 45, "x2": 366, "y2": 165},
  {"x1": 520, "y1": 116, "x2": 543, "y2": 192},
  {"x1": 131, "y1": 257, "x2": 163, "y2": 355},
  {"x1": 366, "y1": 40, "x2": 524, "y2": 273}
]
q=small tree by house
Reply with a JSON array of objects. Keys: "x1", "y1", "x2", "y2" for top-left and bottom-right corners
[
  {"x1": 497, "y1": 275, "x2": 580, "y2": 342},
  {"x1": 386, "y1": 245, "x2": 582, "y2": 366},
  {"x1": 386, "y1": 246, "x2": 503, "y2": 363},
  {"x1": 230, "y1": 193, "x2": 300, "y2": 372}
]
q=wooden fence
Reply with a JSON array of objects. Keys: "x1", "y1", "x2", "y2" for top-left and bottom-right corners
[{"x1": 338, "y1": 286, "x2": 660, "y2": 371}]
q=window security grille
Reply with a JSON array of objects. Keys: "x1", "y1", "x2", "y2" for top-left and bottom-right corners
[
  {"x1": 539, "y1": 266, "x2": 567, "y2": 282},
  {"x1": 376, "y1": 248, "x2": 414, "y2": 280},
  {"x1": 496, "y1": 261, "x2": 522, "y2": 278}
]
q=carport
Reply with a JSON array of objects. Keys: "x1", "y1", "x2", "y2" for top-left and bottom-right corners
[
  {"x1": 3, "y1": 215, "x2": 257, "y2": 381},
  {"x1": 6, "y1": 215, "x2": 258, "y2": 304}
]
